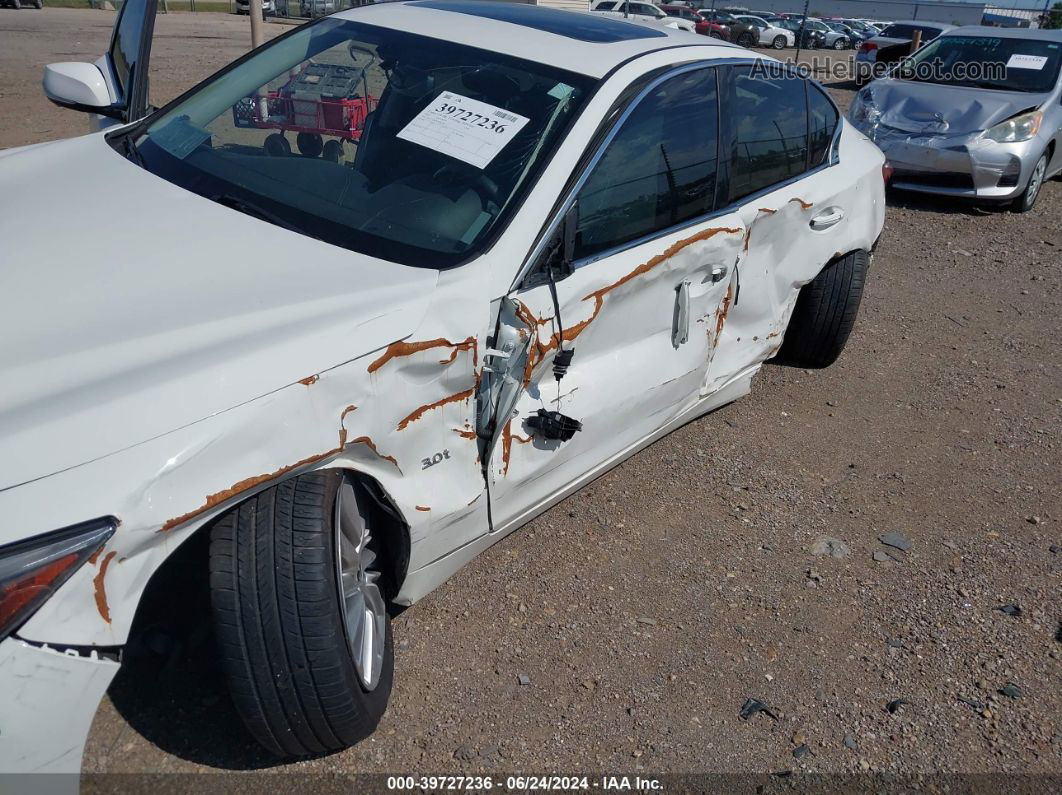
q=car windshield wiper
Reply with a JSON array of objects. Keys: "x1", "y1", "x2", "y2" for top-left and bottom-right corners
[
  {"x1": 121, "y1": 133, "x2": 145, "y2": 167},
  {"x1": 209, "y1": 193, "x2": 320, "y2": 241}
]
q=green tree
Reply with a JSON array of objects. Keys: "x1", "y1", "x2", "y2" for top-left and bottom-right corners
[{"x1": 1045, "y1": 2, "x2": 1062, "y2": 29}]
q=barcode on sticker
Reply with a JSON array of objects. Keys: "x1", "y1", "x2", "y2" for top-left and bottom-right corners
[{"x1": 493, "y1": 110, "x2": 518, "y2": 122}]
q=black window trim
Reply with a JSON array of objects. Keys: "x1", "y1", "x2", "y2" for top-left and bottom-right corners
[{"x1": 516, "y1": 58, "x2": 842, "y2": 289}]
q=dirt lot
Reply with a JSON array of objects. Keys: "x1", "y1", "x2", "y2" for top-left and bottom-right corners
[{"x1": 2, "y1": 8, "x2": 1060, "y2": 784}]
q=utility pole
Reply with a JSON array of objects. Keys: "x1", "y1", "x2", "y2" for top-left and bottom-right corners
[
  {"x1": 250, "y1": 0, "x2": 264, "y2": 49},
  {"x1": 794, "y1": 0, "x2": 810, "y2": 62}
]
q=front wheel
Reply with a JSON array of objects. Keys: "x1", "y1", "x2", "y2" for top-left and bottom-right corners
[
  {"x1": 833, "y1": 38, "x2": 846, "y2": 50},
  {"x1": 210, "y1": 470, "x2": 394, "y2": 757},
  {"x1": 709, "y1": 31, "x2": 724, "y2": 40},
  {"x1": 772, "y1": 35, "x2": 787, "y2": 49},
  {"x1": 737, "y1": 32, "x2": 756, "y2": 48},
  {"x1": 774, "y1": 250, "x2": 868, "y2": 369},
  {"x1": 1010, "y1": 152, "x2": 1048, "y2": 213}
]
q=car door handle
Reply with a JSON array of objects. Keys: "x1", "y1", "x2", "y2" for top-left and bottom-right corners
[
  {"x1": 810, "y1": 208, "x2": 845, "y2": 230},
  {"x1": 673, "y1": 280, "x2": 690, "y2": 347}
]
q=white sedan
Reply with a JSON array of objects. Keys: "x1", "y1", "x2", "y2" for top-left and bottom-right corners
[
  {"x1": 0, "y1": 0, "x2": 884, "y2": 775},
  {"x1": 736, "y1": 14, "x2": 795, "y2": 49},
  {"x1": 591, "y1": 0, "x2": 697, "y2": 33}
]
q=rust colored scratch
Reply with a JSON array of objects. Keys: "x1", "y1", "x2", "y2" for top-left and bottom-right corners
[
  {"x1": 744, "y1": 209, "x2": 776, "y2": 253},
  {"x1": 368, "y1": 336, "x2": 476, "y2": 373},
  {"x1": 519, "y1": 227, "x2": 741, "y2": 389},
  {"x1": 715, "y1": 285, "x2": 734, "y2": 339},
  {"x1": 453, "y1": 428, "x2": 477, "y2": 440},
  {"x1": 758, "y1": 207, "x2": 777, "y2": 216},
  {"x1": 397, "y1": 388, "x2": 475, "y2": 431},
  {"x1": 299, "y1": 375, "x2": 319, "y2": 386},
  {"x1": 415, "y1": 505, "x2": 431, "y2": 512},
  {"x1": 349, "y1": 436, "x2": 399, "y2": 467},
  {"x1": 160, "y1": 405, "x2": 357, "y2": 532},
  {"x1": 93, "y1": 551, "x2": 117, "y2": 624},
  {"x1": 789, "y1": 198, "x2": 813, "y2": 210}
]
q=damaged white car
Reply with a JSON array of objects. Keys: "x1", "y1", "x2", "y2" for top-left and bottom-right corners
[{"x1": 0, "y1": 0, "x2": 884, "y2": 774}]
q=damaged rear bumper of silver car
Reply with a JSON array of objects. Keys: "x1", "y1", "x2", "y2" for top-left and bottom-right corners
[{"x1": 858, "y1": 123, "x2": 1035, "y2": 200}]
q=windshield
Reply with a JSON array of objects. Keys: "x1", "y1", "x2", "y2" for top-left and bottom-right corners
[
  {"x1": 897, "y1": 35, "x2": 1062, "y2": 93},
  {"x1": 880, "y1": 24, "x2": 944, "y2": 41},
  {"x1": 124, "y1": 18, "x2": 594, "y2": 268}
]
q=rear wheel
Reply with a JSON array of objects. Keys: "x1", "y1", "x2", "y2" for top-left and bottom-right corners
[
  {"x1": 12, "y1": 0, "x2": 22, "y2": 9},
  {"x1": 772, "y1": 35, "x2": 787, "y2": 49},
  {"x1": 210, "y1": 470, "x2": 394, "y2": 757},
  {"x1": 1010, "y1": 152, "x2": 1047, "y2": 213},
  {"x1": 774, "y1": 250, "x2": 868, "y2": 369},
  {"x1": 833, "y1": 37, "x2": 846, "y2": 50}
]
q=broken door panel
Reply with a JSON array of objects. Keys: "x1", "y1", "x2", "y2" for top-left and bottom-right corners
[{"x1": 486, "y1": 217, "x2": 745, "y2": 534}]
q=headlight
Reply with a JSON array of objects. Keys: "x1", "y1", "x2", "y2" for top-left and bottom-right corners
[
  {"x1": 983, "y1": 111, "x2": 1042, "y2": 143},
  {"x1": 0, "y1": 517, "x2": 116, "y2": 643},
  {"x1": 849, "y1": 89, "x2": 880, "y2": 126}
]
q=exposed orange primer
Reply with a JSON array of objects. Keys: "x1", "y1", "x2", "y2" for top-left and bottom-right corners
[
  {"x1": 744, "y1": 208, "x2": 776, "y2": 253},
  {"x1": 88, "y1": 547, "x2": 103, "y2": 566},
  {"x1": 368, "y1": 336, "x2": 476, "y2": 373},
  {"x1": 714, "y1": 285, "x2": 734, "y2": 340},
  {"x1": 93, "y1": 551, "x2": 117, "y2": 624},
  {"x1": 397, "y1": 388, "x2": 475, "y2": 431},
  {"x1": 299, "y1": 375, "x2": 319, "y2": 386},
  {"x1": 439, "y1": 348, "x2": 459, "y2": 365},
  {"x1": 789, "y1": 198, "x2": 813, "y2": 210},
  {"x1": 453, "y1": 428, "x2": 477, "y2": 440},
  {"x1": 518, "y1": 227, "x2": 741, "y2": 389},
  {"x1": 415, "y1": 505, "x2": 431, "y2": 512},
  {"x1": 349, "y1": 435, "x2": 399, "y2": 467},
  {"x1": 501, "y1": 419, "x2": 514, "y2": 475},
  {"x1": 159, "y1": 405, "x2": 357, "y2": 532}
]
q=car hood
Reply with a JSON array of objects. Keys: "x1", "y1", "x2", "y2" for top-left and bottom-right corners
[
  {"x1": 866, "y1": 79, "x2": 1048, "y2": 135},
  {"x1": 0, "y1": 133, "x2": 438, "y2": 491}
]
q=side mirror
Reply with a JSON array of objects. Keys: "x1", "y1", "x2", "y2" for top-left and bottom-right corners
[{"x1": 42, "y1": 62, "x2": 121, "y2": 119}]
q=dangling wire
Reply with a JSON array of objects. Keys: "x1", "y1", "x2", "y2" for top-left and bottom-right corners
[{"x1": 547, "y1": 264, "x2": 574, "y2": 406}]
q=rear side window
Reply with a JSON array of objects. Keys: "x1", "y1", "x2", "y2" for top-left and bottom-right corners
[
  {"x1": 724, "y1": 66, "x2": 808, "y2": 203},
  {"x1": 575, "y1": 68, "x2": 720, "y2": 260},
  {"x1": 808, "y1": 84, "x2": 838, "y2": 167}
]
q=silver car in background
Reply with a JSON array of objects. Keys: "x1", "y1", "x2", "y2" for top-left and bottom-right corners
[{"x1": 849, "y1": 26, "x2": 1062, "y2": 212}]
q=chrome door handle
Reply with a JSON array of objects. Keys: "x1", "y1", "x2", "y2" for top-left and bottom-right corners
[
  {"x1": 810, "y1": 208, "x2": 845, "y2": 230},
  {"x1": 673, "y1": 280, "x2": 690, "y2": 347},
  {"x1": 710, "y1": 265, "x2": 728, "y2": 283}
]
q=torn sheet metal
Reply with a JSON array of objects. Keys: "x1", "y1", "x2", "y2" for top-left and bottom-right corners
[
  {"x1": 9, "y1": 260, "x2": 493, "y2": 648},
  {"x1": 0, "y1": 636, "x2": 118, "y2": 774}
]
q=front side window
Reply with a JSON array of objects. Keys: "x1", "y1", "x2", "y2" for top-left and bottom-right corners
[
  {"x1": 808, "y1": 84, "x2": 838, "y2": 166},
  {"x1": 724, "y1": 66, "x2": 809, "y2": 202},
  {"x1": 124, "y1": 19, "x2": 594, "y2": 267},
  {"x1": 574, "y1": 68, "x2": 720, "y2": 261}
]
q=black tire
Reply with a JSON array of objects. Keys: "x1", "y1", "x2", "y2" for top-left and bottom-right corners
[
  {"x1": 737, "y1": 32, "x2": 756, "y2": 48},
  {"x1": 775, "y1": 250, "x2": 868, "y2": 369},
  {"x1": 833, "y1": 37, "x2": 846, "y2": 50},
  {"x1": 12, "y1": 0, "x2": 22, "y2": 9},
  {"x1": 296, "y1": 131, "x2": 323, "y2": 158},
  {"x1": 772, "y1": 35, "x2": 787, "y2": 49},
  {"x1": 264, "y1": 132, "x2": 290, "y2": 157},
  {"x1": 709, "y1": 31, "x2": 724, "y2": 40},
  {"x1": 1010, "y1": 152, "x2": 1048, "y2": 213},
  {"x1": 210, "y1": 469, "x2": 394, "y2": 757},
  {"x1": 322, "y1": 139, "x2": 343, "y2": 163}
]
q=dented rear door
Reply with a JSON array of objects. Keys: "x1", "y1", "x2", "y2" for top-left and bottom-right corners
[{"x1": 485, "y1": 66, "x2": 746, "y2": 532}]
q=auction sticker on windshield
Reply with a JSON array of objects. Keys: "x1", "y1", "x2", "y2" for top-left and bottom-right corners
[
  {"x1": 1006, "y1": 53, "x2": 1048, "y2": 70},
  {"x1": 397, "y1": 91, "x2": 530, "y2": 169}
]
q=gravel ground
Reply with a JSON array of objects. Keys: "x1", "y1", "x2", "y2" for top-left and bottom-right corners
[{"x1": 2, "y1": 8, "x2": 1059, "y2": 784}]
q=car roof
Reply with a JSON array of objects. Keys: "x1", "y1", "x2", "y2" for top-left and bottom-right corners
[
  {"x1": 330, "y1": 1, "x2": 736, "y2": 79},
  {"x1": 944, "y1": 25, "x2": 1062, "y2": 42},
  {"x1": 880, "y1": 19, "x2": 954, "y2": 30}
]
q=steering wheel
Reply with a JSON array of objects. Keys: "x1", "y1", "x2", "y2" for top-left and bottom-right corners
[{"x1": 431, "y1": 163, "x2": 500, "y2": 209}]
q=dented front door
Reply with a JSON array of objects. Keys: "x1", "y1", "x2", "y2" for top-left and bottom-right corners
[{"x1": 485, "y1": 66, "x2": 747, "y2": 532}]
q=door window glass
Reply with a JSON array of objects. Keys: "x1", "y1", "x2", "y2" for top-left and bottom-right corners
[
  {"x1": 724, "y1": 66, "x2": 809, "y2": 202},
  {"x1": 109, "y1": 0, "x2": 149, "y2": 103},
  {"x1": 574, "y1": 68, "x2": 720, "y2": 260},
  {"x1": 808, "y1": 84, "x2": 838, "y2": 167}
]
